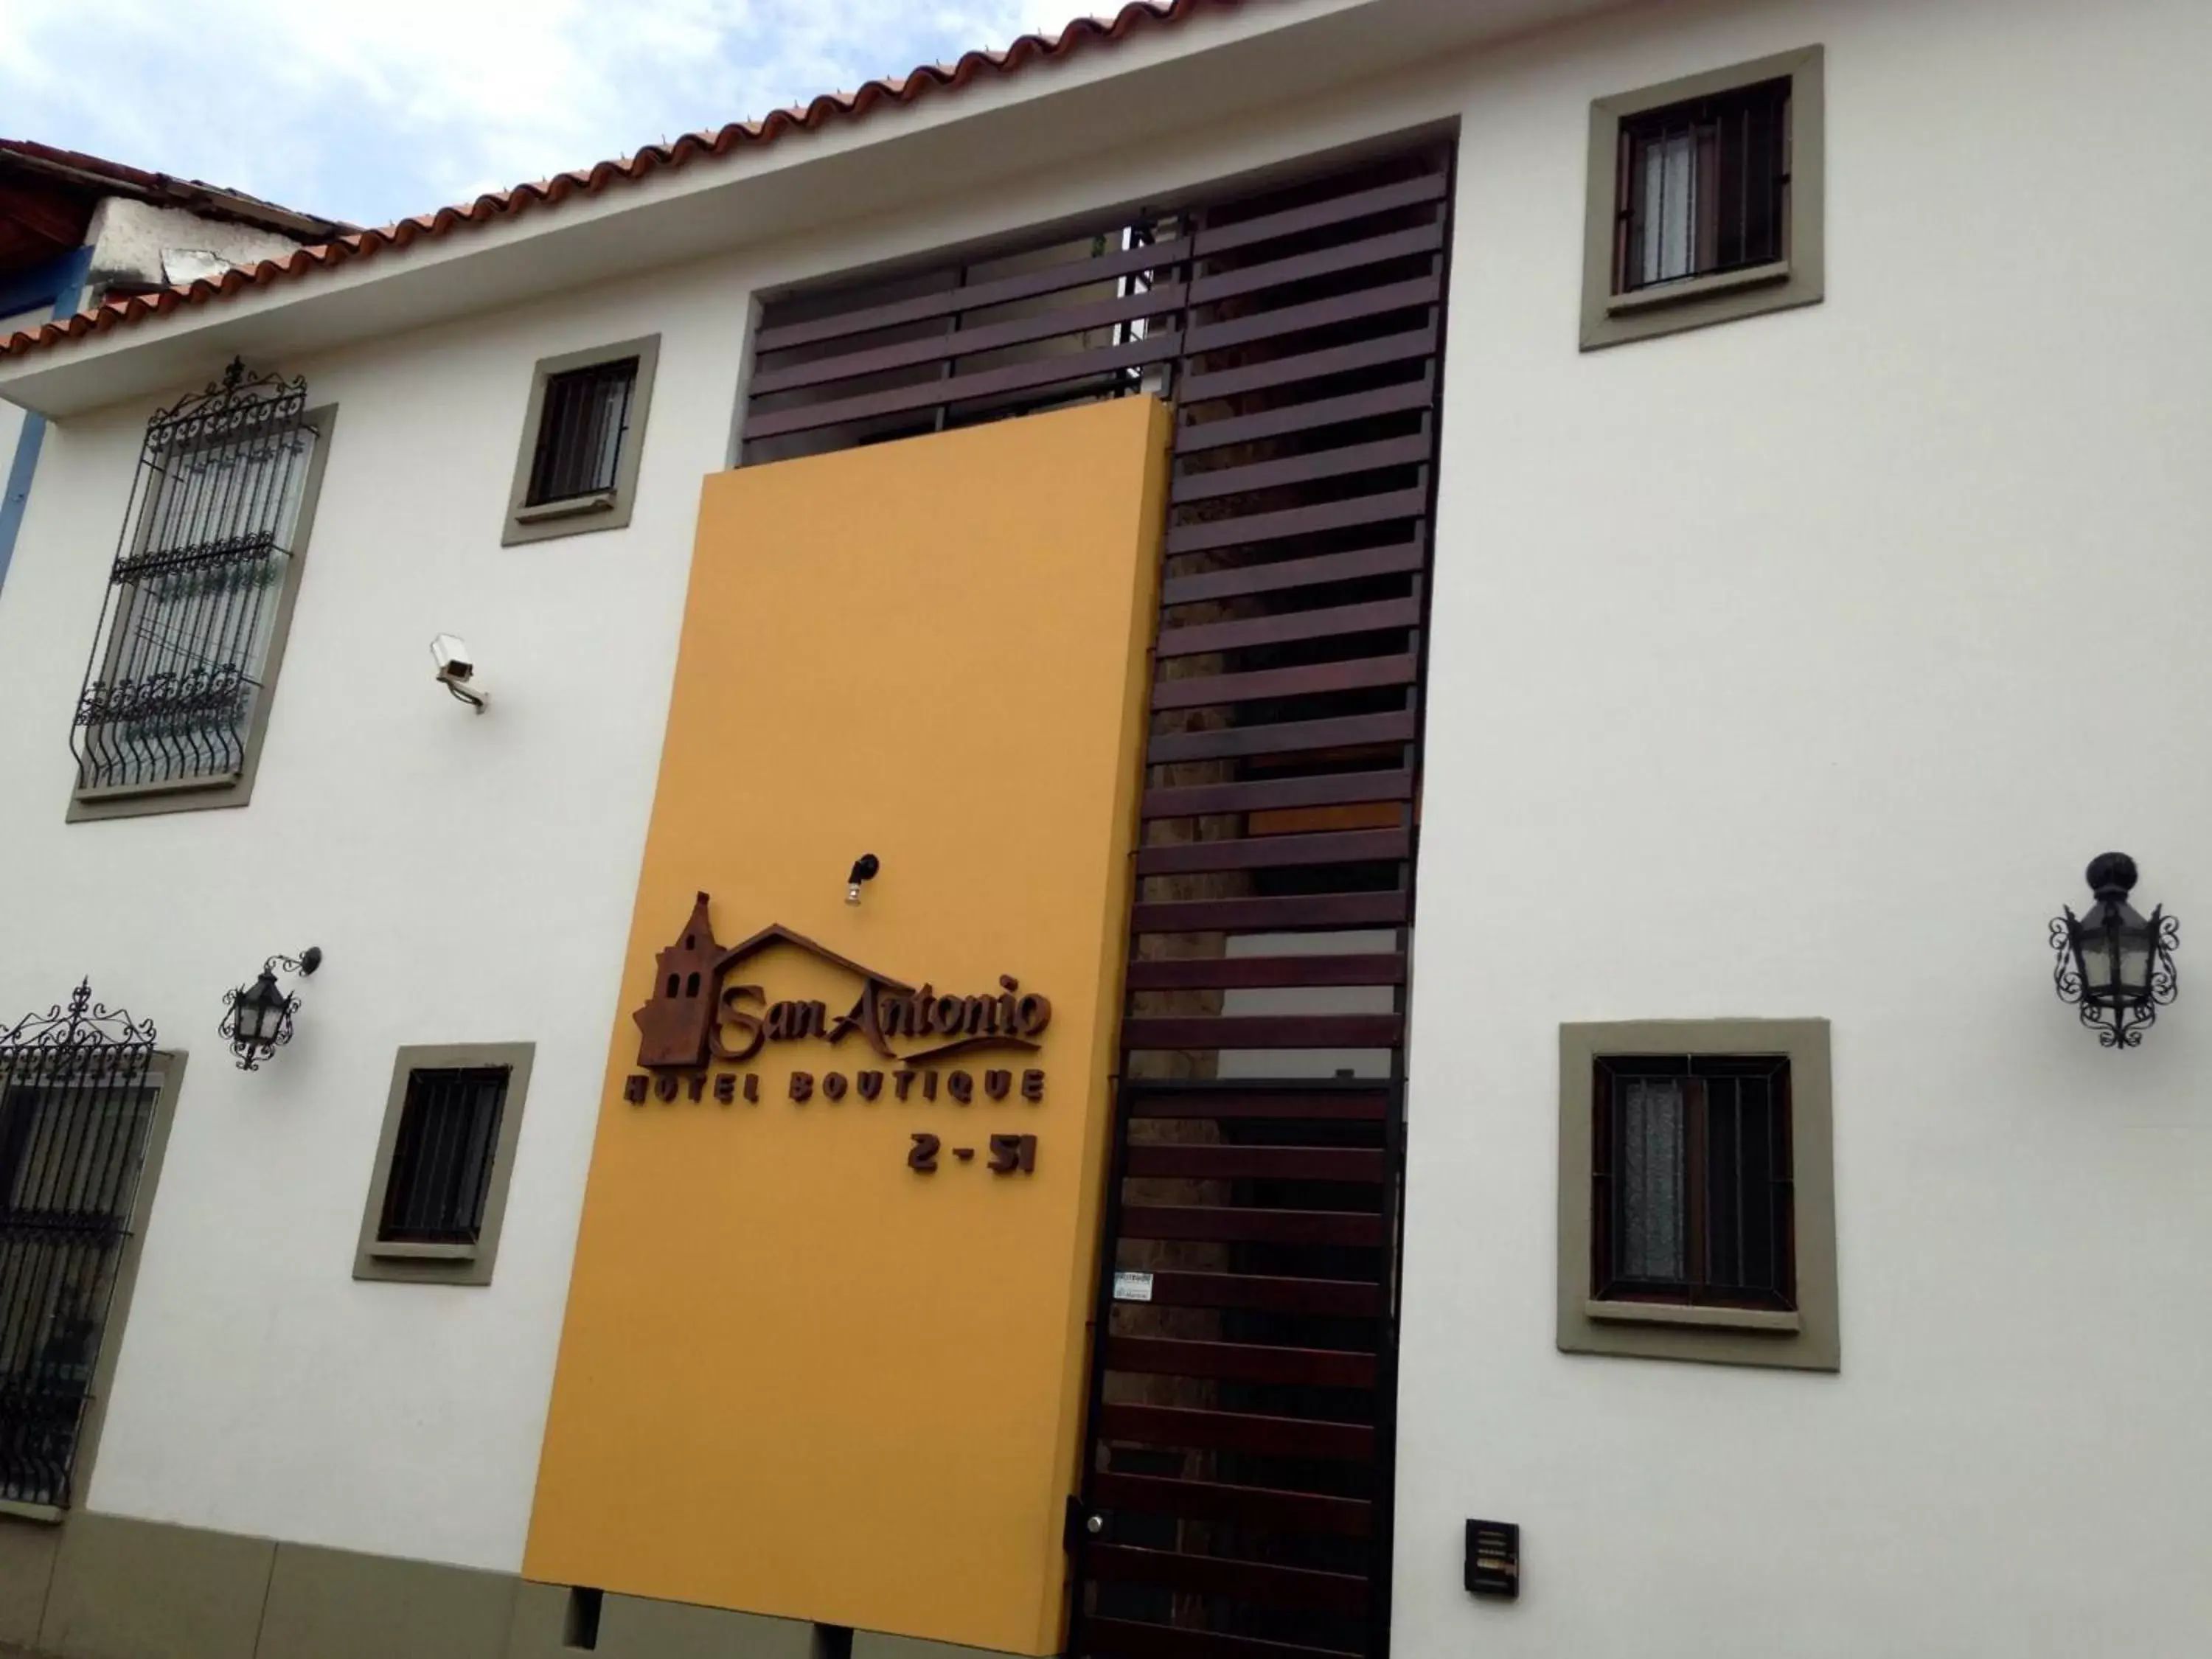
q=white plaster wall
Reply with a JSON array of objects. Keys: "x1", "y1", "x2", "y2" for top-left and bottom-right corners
[
  {"x1": 0, "y1": 260, "x2": 753, "y2": 1568},
  {"x1": 1398, "y1": 0, "x2": 2212, "y2": 1653}
]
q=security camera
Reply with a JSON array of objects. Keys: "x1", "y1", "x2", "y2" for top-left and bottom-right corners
[{"x1": 429, "y1": 633, "x2": 486, "y2": 713}]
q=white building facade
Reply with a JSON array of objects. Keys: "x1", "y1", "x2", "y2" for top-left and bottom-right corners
[{"x1": 0, "y1": 1, "x2": 2205, "y2": 1657}]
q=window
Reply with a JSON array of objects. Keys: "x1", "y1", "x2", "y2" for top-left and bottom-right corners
[
  {"x1": 355, "y1": 1043, "x2": 533, "y2": 1285},
  {"x1": 1581, "y1": 46, "x2": 1824, "y2": 349},
  {"x1": 504, "y1": 336, "x2": 658, "y2": 546},
  {"x1": 380, "y1": 1068, "x2": 507, "y2": 1243},
  {"x1": 528, "y1": 360, "x2": 636, "y2": 507},
  {"x1": 0, "y1": 985, "x2": 181, "y2": 1516},
  {"x1": 1557, "y1": 1020, "x2": 1838, "y2": 1371},
  {"x1": 1591, "y1": 1054, "x2": 1792, "y2": 1310},
  {"x1": 0, "y1": 1078, "x2": 159, "y2": 1511},
  {"x1": 1619, "y1": 79, "x2": 1787, "y2": 293},
  {"x1": 69, "y1": 367, "x2": 334, "y2": 818}
]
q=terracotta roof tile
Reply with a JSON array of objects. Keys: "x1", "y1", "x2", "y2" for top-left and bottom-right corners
[{"x1": 0, "y1": 0, "x2": 1231, "y2": 365}]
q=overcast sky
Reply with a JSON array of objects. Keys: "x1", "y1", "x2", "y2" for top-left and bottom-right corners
[{"x1": 3, "y1": 0, "x2": 1084, "y2": 229}]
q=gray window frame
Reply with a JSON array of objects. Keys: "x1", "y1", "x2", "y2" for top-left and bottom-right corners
[
  {"x1": 353, "y1": 1043, "x2": 533, "y2": 1287},
  {"x1": 1580, "y1": 46, "x2": 1826, "y2": 350},
  {"x1": 1557, "y1": 1019, "x2": 1839, "y2": 1371},
  {"x1": 501, "y1": 336, "x2": 659, "y2": 546},
  {"x1": 67, "y1": 404, "x2": 338, "y2": 824}
]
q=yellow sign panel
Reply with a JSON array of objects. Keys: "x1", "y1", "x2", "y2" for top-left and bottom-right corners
[{"x1": 524, "y1": 397, "x2": 1169, "y2": 1655}]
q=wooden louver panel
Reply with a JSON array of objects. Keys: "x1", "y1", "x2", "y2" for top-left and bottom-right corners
[
  {"x1": 1095, "y1": 142, "x2": 1448, "y2": 1659},
  {"x1": 741, "y1": 139, "x2": 1454, "y2": 1659}
]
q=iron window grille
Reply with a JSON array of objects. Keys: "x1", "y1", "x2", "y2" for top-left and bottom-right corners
[
  {"x1": 72, "y1": 363, "x2": 316, "y2": 796},
  {"x1": 525, "y1": 358, "x2": 639, "y2": 507},
  {"x1": 1614, "y1": 77, "x2": 1790, "y2": 293},
  {"x1": 1591, "y1": 1053, "x2": 1795, "y2": 1310},
  {"x1": 0, "y1": 983, "x2": 161, "y2": 1510},
  {"x1": 377, "y1": 1066, "x2": 509, "y2": 1246}
]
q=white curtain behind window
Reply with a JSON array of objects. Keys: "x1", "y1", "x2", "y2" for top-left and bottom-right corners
[
  {"x1": 1640, "y1": 132, "x2": 1697, "y2": 287},
  {"x1": 1620, "y1": 1077, "x2": 1686, "y2": 1281}
]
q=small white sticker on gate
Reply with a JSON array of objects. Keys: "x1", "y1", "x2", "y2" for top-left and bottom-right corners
[{"x1": 1112, "y1": 1271, "x2": 1154, "y2": 1303}]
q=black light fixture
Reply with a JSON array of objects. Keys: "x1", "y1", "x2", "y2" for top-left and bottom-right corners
[
  {"x1": 220, "y1": 947, "x2": 322, "y2": 1071},
  {"x1": 2050, "y1": 854, "x2": 2179, "y2": 1051},
  {"x1": 846, "y1": 854, "x2": 880, "y2": 906}
]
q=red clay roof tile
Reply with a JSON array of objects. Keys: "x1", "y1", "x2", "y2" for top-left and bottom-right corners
[{"x1": 0, "y1": 0, "x2": 1231, "y2": 365}]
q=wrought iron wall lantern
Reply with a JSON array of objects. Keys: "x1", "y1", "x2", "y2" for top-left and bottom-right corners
[
  {"x1": 220, "y1": 947, "x2": 322, "y2": 1071},
  {"x1": 2050, "y1": 854, "x2": 2178, "y2": 1051}
]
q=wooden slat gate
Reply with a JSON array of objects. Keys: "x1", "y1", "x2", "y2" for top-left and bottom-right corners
[
  {"x1": 742, "y1": 136, "x2": 1455, "y2": 1659},
  {"x1": 1073, "y1": 146, "x2": 1450, "y2": 1659},
  {"x1": 1072, "y1": 1077, "x2": 1401, "y2": 1659}
]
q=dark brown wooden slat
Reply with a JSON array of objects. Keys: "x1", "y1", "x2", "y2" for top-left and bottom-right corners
[
  {"x1": 1191, "y1": 222, "x2": 1445, "y2": 307},
  {"x1": 1127, "y1": 1091, "x2": 1389, "y2": 1119},
  {"x1": 1097, "y1": 1402, "x2": 1375, "y2": 1459},
  {"x1": 752, "y1": 234, "x2": 1192, "y2": 352},
  {"x1": 1124, "y1": 1144, "x2": 1390, "y2": 1180},
  {"x1": 1124, "y1": 953, "x2": 1406, "y2": 990},
  {"x1": 1253, "y1": 802, "x2": 1402, "y2": 830},
  {"x1": 1155, "y1": 597, "x2": 1421, "y2": 658},
  {"x1": 1085, "y1": 1545, "x2": 1368, "y2": 1614},
  {"x1": 1131, "y1": 891, "x2": 1409, "y2": 933},
  {"x1": 1092, "y1": 1473, "x2": 1371, "y2": 1537},
  {"x1": 1140, "y1": 768, "x2": 1414, "y2": 819},
  {"x1": 1166, "y1": 487, "x2": 1429, "y2": 557},
  {"x1": 1085, "y1": 1614, "x2": 1360, "y2": 1659},
  {"x1": 1123, "y1": 1013, "x2": 1402, "y2": 1050},
  {"x1": 750, "y1": 284, "x2": 1187, "y2": 394},
  {"x1": 1194, "y1": 168, "x2": 1447, "y2": 257},
  {"x1": 1176, "y1": 375, "x2": 1433, "y2": 453},
  {"x1": 744, "y1": 334, "x2": 1178, "y2": 439},
  {"x1": 1164, "y1": 538, "x2": 1425, "y2": 607},
  {"x1": 1117, "y1": 1204, "x2": 1387, "y2": 1247},
  {"x1": 1184, "y1": 275, "x2": 1439, "y2": 356},
  {"x1": 1133, "y1": 1270, "x2": 1386, "y2": 1316},
  {"x1": 1172, "y1": 436, "x2": 1432, "y2": 506},
  {"x1": 1135, "y1": 828, "x2": 1409, "y2": 876},
  {"x1": 1180, "y1": 324, "x2": 1439, "y2": 407},
  {"x1": 1146, "y1": 715, "x2": 1412, "y2": 765},
  {"x1": 1107, "y1": 1338, "x2": 1379, "y2": 1390},
  {"x1": 1146, "y1": 710, "x2": 1416, "y2": 765},
  {"x1": 1124, "y1": 1016, "x2": 1402, "y2": 1052},
  {"x1": 1150, "y1": 655, "x2": 1416, "y2": 713}
]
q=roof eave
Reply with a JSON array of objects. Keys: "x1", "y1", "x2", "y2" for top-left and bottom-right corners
[{"x1": 0, "y1": 0, "x2": 1619, "y2": 418}]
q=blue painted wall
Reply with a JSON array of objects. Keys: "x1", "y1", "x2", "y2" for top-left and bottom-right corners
[{"x1": 0, "y1": 245, "x2": 94, "y2": 598}]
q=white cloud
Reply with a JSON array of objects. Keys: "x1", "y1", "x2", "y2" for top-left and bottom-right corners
[{"x1": 0, "y1": 0, "x2": 1089, "y2": 227}]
